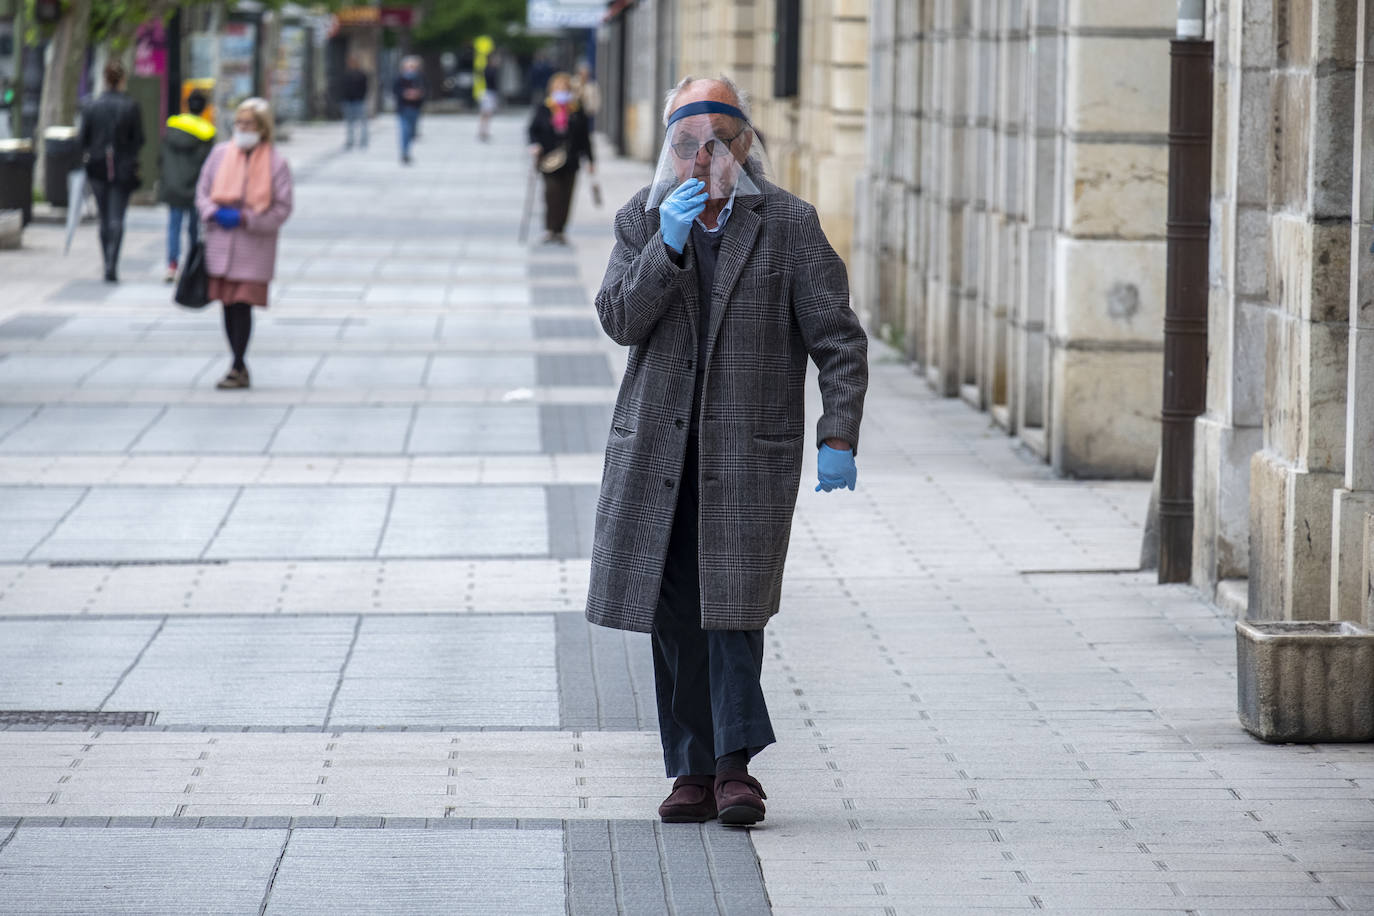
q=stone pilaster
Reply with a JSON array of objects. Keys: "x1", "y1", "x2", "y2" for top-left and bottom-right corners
[
  {"x1": 1048, "y1": 0, "x2": 1173, "y2": 478},
  {"x1": 1328, "y1": 0, "x2": 1374, "y2": 622},
  {"x1": 1192, "y1": 0, "x2": 1269, "y2": 592},
  {"x1": 1014, "y1": 0, "x2": 1064, "y2": 454},
  {"x1": 1248, "y1": 0, "x2": 1355, "y2": 621}
]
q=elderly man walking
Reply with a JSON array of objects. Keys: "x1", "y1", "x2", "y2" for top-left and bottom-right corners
[{"x1": 587, "y1": 75, "x2": 868, "y2": 825}]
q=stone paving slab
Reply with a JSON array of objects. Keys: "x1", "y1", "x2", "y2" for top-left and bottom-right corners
[
  {"x1": 0, "y1": 613, "x2": 649, "y2": 732},
  {"x1": 0, "y1": 559, "x2": 592, "y2": 616},
  {"x1": 0, "y1": 819, "x2": 768, "y2": 916},
  {"x1": 0, "y1": 730, "x2": 664, "y2": 818},
  {"x1": 28, "y1": 487, "x2": 238, "y2": 562},
  {"x1": 267, "y1": 405, "x2": 414, "y2": 454},
  {"x1": 0, "y1": 484, "x2": 599, "y2": 562},
  {"x1": 0, "y1": 826, "x2": 284, "y2": 914},
  {"x1": 0, "y1": 402, "x2": 610, "y2": 457},
  {"x1": 379, "y1": 485, "x2": 547, "y2": 557},
  {"x1": 0, "y1": 488, "x2": 85, "y2": 561},
  {"x1": 131, "y1": 405, "x2": 292, "y2": 454},
  {"x1": 329, "y1": 616, "x2": 558, "y2": 727}
]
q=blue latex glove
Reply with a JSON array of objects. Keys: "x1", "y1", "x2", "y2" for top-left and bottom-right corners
[
  {"x1": 659, "y1": 178, "x2": 708, "y2": 254},
  {"x1": 213, "y1": 207, "x2": 242, "y2": 230},
  {"x1": 816, "y1": 443, "x2": 857, "y2": 492}
]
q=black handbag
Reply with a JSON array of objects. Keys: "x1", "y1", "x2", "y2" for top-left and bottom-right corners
[{"x1": 174, "y1": 241, "x2": 209, "y2": 308}]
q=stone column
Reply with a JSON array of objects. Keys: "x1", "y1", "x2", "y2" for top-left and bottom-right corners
[
  {"x1": 1048, "y1": 1, "x2": 1173, "y2": 478},
  {"x1": 1248, "y1": 0, "x2": 1355, "y2": 620},
  {"x1": 1013, "y1": 0, "x2": 1064, "y2": 456},
  {"x1": 990, "y1": 0, "x2": 1028, "y2": 427},
  {"x1": 1329, "y1": 0, "x2": 1374, "y2": 622},
  {"x1": 1191, "y1": 0, "x2": 1270, "y2": 594},
  {"x1": 899, "y1": 3, "x2": 926, "y2": 365},
  {"x1": 958, "y1": 3, "x2": 991, "y2": 400},
  {"x1": 924, "y1": 0, "x2": 972, "y2": 396}
]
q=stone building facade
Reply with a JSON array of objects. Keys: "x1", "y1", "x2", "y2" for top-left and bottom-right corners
[
  {"x1": 853, "y1": 1, "x2": 1177, "y2": 478},
  {"x1": 1200, "y1": 0, "x2": 1372, "y2": 625}
]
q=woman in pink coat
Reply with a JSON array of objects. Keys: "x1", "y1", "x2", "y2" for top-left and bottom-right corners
[{"x1": 195, "y1": 98, "x2": 293, "y2": 389}]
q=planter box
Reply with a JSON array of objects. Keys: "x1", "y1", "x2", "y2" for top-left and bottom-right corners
[{"x1": 1236, "y1": 620, "x2": 1374, "y2": 742}]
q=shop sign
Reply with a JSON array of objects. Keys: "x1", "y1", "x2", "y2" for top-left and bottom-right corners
[{"x1": 527, "y1": 0, "x2": 604, "y2": 29}]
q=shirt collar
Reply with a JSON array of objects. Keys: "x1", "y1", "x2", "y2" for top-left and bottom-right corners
[{"x1": 696, "y1": 186, "x2": 738, "y2": 234}]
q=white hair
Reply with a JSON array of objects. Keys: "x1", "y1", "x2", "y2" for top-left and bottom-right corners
[
  {"x1": 235, "y1": 97, "x2": 275, "y2": 142},
  {"x1": 661, "y1": 75, "x2": 751, "y2": 126}
]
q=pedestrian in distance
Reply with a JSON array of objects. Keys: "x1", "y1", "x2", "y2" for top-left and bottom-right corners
[
  {"x1": 394, "y1": 56, "x2": 426, "y2": 164},
  {"x1": 78, "y1": 59, "x2": 145, "y2": 283},
  {"x1": 587, "y1": 75, "x2": 868, "y2": 827},
  {"x1": 340, "y1": 55, "x2": 370, "y2": 150},
  {"x1": 478, "y1": 52, "x2": 501, "y2": 142},
  {"x1": 158, "y1": 90, "x2": 215, "y2": 283},
  {"x1": 572, "y1": 60, "x2": 600, "y2": 134},
  {"x1": 195, "y1": 98, "x2": 293, "y2": 390},
  {"x1": 527, "y1": 51, "x2": 555, "y2": 107},
  {"x1": 527, "y1": 72, "x2": 594, "y2": 245}
]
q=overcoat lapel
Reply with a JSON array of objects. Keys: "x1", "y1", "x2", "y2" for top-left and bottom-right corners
[{"x1": 705, "y1": 196, "x2": 763, "y2": 357}]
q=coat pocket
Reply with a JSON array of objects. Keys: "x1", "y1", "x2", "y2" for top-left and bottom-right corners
[{"x1": 753, "y1": 431, "x2": 804, "y2": 445}]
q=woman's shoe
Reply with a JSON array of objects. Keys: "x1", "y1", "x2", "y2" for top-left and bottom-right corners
[
  {"x1": 165, "y1": 261, "x2": 177, "y2": 283},
  {"x1": 215, "y1": 368, "x2": 251, "y2": 390}
]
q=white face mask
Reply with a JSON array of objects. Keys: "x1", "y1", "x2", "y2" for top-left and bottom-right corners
[{"x1": 233, "y1": 129, "x2": 260, "y2": 150}]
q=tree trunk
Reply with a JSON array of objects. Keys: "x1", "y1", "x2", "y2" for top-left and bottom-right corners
[
  {"x1": 9, "y1": 0, "x2": 25, "y2": 138},
  {"x1": 34, "y1": 0, "x2": 93, "y2": 197}
]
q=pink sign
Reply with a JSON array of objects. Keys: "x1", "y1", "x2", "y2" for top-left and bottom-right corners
[{"x1": 134, "y1": 22, "x2": 167, "y2": 77}]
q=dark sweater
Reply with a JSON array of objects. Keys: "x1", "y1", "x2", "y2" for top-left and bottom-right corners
[{"x1": 689, "y1": 223, "x2": 723, "y2": 431}]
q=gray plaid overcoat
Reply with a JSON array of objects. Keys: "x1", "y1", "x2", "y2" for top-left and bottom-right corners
[{"x1": 585, "y1": 183, "x2": 868, "y2": 632}]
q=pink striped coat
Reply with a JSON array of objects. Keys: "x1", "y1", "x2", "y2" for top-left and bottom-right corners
[{"x1": 195, "y1": 142, "x2": 293, "y2": 285}]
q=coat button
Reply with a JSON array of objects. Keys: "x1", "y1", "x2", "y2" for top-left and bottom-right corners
[
  {"x1": 663, "y1": 478, "x2": 674, "y2": 488},
  {"x1": 675, "y1": 419, "x2": 684, "y2": 429},
  {"x1": 687, "y1": 360, "x2": 695, "y2": 370}
]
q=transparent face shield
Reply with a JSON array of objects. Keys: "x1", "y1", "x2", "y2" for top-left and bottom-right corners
[{"x1": 645, "y1": 100, "x2": 775, "y2": 212}]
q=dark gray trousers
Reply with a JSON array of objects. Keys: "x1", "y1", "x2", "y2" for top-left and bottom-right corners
[
  {"x1": 89, "y1": 178, "x2": 131, "y2": 276},
  {"x1": 652, "y1": 439, "x2": 776, "y2": 778}
]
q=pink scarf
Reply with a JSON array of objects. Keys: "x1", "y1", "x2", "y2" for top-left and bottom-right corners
[{"x1": 549, "y1": 101, "x2": 570, "y2": 134}]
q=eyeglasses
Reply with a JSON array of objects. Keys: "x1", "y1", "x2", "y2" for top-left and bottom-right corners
[{"x1": 670, "y1": 127, "x2": 746, "y2": 160}]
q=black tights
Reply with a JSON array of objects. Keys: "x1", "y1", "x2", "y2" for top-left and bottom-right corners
[{"x1": 222, "y1": 303, "x2": 253, "y2": 371}]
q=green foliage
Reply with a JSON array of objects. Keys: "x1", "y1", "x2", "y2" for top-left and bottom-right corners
[
  {"x1": 23, "y1": 0, "x2": 327, "y2": 49},
  {"x1": 412, "y1": 0, "x2": 536, "y2": 53}
]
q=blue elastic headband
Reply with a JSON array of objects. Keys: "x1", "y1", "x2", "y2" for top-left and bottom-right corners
[{"x1": 666, "y1": 100, "x2": 747, "y2": 127}]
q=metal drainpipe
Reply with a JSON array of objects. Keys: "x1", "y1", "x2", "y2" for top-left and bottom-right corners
[{"x1": 1158, "y1": 0, "x2": 1213, "y2": 583}]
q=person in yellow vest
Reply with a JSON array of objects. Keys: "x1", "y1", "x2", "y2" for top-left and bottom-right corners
[{"x1": 159, "y1": 90, "x2": 216, "y2": 282}]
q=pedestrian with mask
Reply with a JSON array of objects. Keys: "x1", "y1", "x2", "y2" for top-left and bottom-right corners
[
  {"x1": 527, "y1": 72, "x2": 593, "y2": 245},
  {"x1": 572, "y1": 61, "x2": 599, "y2": 133},
  {"x1": 587, "y1": 76, "x2": 867, "y2": 826},
  {"x1": 393, "y1": 56, "x2": 426, "y2": 164},
  {"x1": 78, "y1": 59, "x2": 145, "y2": 283},
  {"x1": 340, "y1": 55, "x2": 370, "y2": 150},
  {"x1": 158, "y1": 90, "x2": 215, "y2": 282},
  {"x1": 195, "y1": 98, "x2": 294, "y2": 390}
]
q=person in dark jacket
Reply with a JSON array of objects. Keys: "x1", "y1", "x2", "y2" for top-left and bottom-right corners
[
  {"x1": 393, "y1": 56, "x2": 426, "y2": 164},
  {"x1": 78, "y1": 59, "x2": 145, "y2": 282},
  {"x1": 339, "y1": 56, "x2": 369, "y2": 150},
  {"x1": 158, "y1": 90, "x2": 215, "y2": 282},
  {"x1": 527, "y1": 71, "x2": 594, "y2": 245},
  {"x1": 478, "y1": 53, "x2": 501, "y2": 142}
]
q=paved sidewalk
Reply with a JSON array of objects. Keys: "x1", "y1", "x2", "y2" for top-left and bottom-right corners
[{"x1": 0, "y1": 113, "x2": 1372, "y2": 914}]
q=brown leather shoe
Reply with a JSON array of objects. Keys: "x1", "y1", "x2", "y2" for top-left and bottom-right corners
[
  {"x1": 715, "y1": 771, "x2": 766, "y2": 826},
  {"x1": 658, "y1": 775, "x2": 718, "y2": 823}
]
